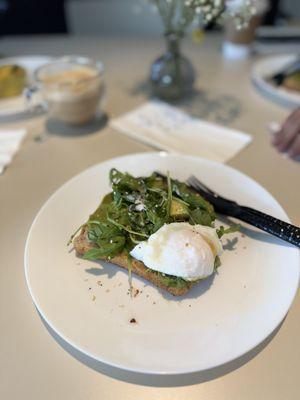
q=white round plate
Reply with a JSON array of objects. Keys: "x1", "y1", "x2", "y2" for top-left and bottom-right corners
[
  {"x1": 25, "y1": 153, "x2": 299, "y2": 374},
  {"x1": 252, "y1": 54, "x2": 300, "y2": 109},
  {"x1": 0, "y1": 56, "x2": 51, "y2": 118}
]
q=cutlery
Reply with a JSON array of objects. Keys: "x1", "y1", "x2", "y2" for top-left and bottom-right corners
[
  {"x1": 187, "y1": 175, "x2": 300, "y2": 248},
  {"x1": 155, "y1": 171, "x2": 300, "y2": 248}
]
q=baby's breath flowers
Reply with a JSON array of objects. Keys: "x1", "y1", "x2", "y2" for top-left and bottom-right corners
[
  {"x1": 225, "y1": 0, "x2": 258, "y2": 29},
  {"x1": 185, "y1": 0, "x2": 226, "y2": 25},
  {"x1": 149, "y1": 0, "x2": 257, "y2": 36}
]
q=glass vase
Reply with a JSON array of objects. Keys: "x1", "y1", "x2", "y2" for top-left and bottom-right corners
[{"x1": 150, "y1": 33, "x2": 195, "y2": 101}]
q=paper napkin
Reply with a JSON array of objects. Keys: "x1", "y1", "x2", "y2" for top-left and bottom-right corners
[
  {"x1": 0, "y1": 129, "x2": 27, "y2": 174},
  {"x1": 110, "y1": 101, "x2": 252, "y2": 163}
]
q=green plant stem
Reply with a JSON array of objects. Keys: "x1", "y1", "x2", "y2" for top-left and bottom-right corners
[
  {"x1": 153, "y1": 0, "x2": 195, "y2": 38},
  {"x1": 153, "y1": 0, "x2": 169, "y2": 30},
  {"x1": 166, "y1": 0, "x2": 176, "y2": 33}
]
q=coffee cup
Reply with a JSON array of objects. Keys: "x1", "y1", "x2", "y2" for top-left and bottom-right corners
[{"x1": 28, "y1": 56, "x2": 105, "y2": 125}]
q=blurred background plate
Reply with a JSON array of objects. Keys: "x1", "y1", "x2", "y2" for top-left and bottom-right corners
[
  {"x1": 0, "y1": 55, "x2": 51, "y2": 118},
  {"x1": 251, "y1": 54, "x2": 300, "y2": 109}
]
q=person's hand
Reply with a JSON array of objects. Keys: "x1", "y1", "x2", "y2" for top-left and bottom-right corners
[{"x1": 272, "y1": 108, "x2": 300, "y2": 159}]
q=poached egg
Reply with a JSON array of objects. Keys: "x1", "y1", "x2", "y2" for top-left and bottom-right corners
[{"x1": 130, "y1": 222, "x2": 223, "y2": 281}]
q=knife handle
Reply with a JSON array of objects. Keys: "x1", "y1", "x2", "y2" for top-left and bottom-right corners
[{"x1": 236, "y1": 206, "x2": 300, "y2": 248}]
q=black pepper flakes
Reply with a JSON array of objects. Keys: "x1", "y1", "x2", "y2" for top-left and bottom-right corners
[{"x1": 130, "y1": 318, "x2": 137, "y2": 324}]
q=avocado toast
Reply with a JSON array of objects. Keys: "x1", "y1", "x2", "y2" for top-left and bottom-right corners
[{"x1": 70, "y1": 169, "x2": 235, "y2": 296}]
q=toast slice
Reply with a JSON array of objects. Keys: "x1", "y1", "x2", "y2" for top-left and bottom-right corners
[{"x1": 74, "y1": 226, "x2": 194, "y2": 296}]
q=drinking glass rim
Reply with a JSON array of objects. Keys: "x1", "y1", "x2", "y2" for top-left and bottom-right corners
[{"x1": 34, "y1": 55, "x2": 104, "y2": 86}]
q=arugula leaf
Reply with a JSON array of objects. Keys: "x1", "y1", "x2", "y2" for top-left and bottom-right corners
[
  {"x1": 166, "y1": 171, "x2": 172, "y2": 219},
  {"x1": 67, "y1": 224, "x2": 84, "y2": 246},
  {"x1": 107, "y1": 216, "x2": 149, "y2": 238},
  {"x1": 214, "y1": 255, "x2": 221, "y2": 271},
  {"x1": 217, "y1": 224, "x2": 241, "y2": 238},
  {"x1": 83, "y1": 248, "x2": 107, "y2": 260},
  {"x1": 172, "y1": 180, "x2": 214, "y2": 213},
  {"x1": 83, "y1": 235, "x2": 126, "y2": 260},
  {"x1": 155, "y1": 272, "x2": 191, "y2": 288},
  {"x1": 125, "y1": 250, "x2": 133, "y2": 295},
  {"x1": 189, "y1": 208, "x2": 215, "y2": 227}
]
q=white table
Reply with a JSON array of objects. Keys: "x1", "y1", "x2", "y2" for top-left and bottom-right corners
[{"x1": 0, "y1": 34, "x2": 299, "y2": 399}]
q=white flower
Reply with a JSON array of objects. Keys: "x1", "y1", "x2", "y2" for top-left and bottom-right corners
[{"x1": 148, "y1": 0, "x2": 257, "y2": 31}]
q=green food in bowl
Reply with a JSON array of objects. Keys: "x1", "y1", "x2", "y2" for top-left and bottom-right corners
[
  {"x1": 0, "y1": 65, "x2": 27, "y2": 99},
  {"x1": 283, "y1": 71, "x2": 300, "y2": 92}
]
